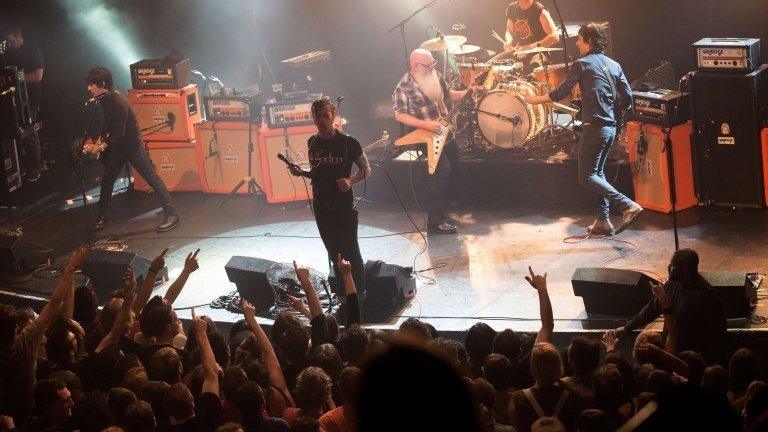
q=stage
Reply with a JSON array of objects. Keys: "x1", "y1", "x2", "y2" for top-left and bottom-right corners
[{"x1": 2, "y1": 158, "x2": 767, "y2": 354}]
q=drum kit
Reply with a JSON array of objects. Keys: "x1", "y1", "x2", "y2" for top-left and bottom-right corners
[{"x1": 419, "y1": 27, "x2": 581, "y2": 151}]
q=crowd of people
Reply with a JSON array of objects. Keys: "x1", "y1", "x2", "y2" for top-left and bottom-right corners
[{"x1": 0, "y1": 246, "x2": 766, "y2": 432}]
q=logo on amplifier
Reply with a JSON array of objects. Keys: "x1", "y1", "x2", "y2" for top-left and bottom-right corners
[
  {"x1": 702, "y1": 49, "x2": 725, "y2": 56},
  {"x1": 720, "y1": 123, "x2": 731, "y2": 135}
]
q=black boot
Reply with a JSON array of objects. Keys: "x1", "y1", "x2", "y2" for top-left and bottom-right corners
[{"x1": 157, "y1": 214, "x2": 180, "y2": 232}]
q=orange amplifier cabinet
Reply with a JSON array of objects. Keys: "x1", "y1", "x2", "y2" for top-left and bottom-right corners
[
  {"x1": 128, "y1": 84, "x2": 201, "y2": 142},
  {"x1": 626, "y1": 121, "x2": 697, "y2": 213},
  {"x1": 193, "y1": 121, "x2": 264, "y2": 194},
  {"x1": 131, "y1": 140, "x2": 204, "y2": 192},
  {"x1": 259, "y1": 125, "x2": 315, "y2": 203},
  {"x1": 762, "y1": 128, "x2": 768, "y2": 206}
]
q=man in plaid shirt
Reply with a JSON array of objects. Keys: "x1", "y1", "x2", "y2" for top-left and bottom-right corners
[{"x1": 392, "y1": 49, "x2": 475, "y2": 234}]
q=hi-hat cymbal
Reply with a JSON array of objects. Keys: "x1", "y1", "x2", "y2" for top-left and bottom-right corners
[
  {"x1": 448, "y1": 44, "x2": 481, "y2": 55},
  {"x1": 420, "y1": 35, "x2": 467, "y2": 52},
  {"x1": 516, "y1": 46, "x2": 564, "y2": 56}
]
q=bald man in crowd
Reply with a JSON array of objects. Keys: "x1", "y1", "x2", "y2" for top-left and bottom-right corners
[{"x1": 392, "y1": 49, "x2": 478, "y2": 235}]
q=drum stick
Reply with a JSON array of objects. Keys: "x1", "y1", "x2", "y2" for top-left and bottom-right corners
[
  {"x1": 547, "y1": 101, "x2": 579, "y2": 117},
  {"x1": 491, "y1": 30, "x2": 506, "y2": 45}
]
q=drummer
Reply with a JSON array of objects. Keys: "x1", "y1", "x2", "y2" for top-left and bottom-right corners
[{"x1": 503, "y1": 0, "x2": 560, "y2": 73}]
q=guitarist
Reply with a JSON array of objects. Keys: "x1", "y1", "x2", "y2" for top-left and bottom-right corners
[
  {"x1": 393, "y1": 48, "x2": 479, "y2": 235},
  {"x1": 524, "y1": 23, "x2": 642, "y2": 236},
  {"x1": 83, "y1": 67, "x2": 180, "y2": 232}
]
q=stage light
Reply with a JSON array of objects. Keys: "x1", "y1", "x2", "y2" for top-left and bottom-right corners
[{"x1": 59, "y1": 0, "x2": 143, "y2": 69}]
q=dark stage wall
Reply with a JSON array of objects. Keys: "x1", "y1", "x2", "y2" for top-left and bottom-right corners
[{"x1": 5, "y1": 0, "x2": 768, "y2": 148}]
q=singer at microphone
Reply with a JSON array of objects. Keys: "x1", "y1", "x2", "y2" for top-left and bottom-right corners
[{"x1": 286, "y1": 96, "x2": 371, "y2": 299}]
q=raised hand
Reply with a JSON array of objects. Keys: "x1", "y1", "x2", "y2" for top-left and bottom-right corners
[
  {"x1": 65, "y1": 244, "x2": 91, "y2": 273},
  {"x1": 293, "y1": 260, "x2": 311, "y2": 283},
  {"x1": 337, "y1": 253, "x2": 352, "y2": 276},
  {"x1": 602, "y1": 330, "x2": 617, "y2": 352},
  {"x1": 123, "y1": 267, "x2": 137, "y2": 294},
  {"x1": 241, "y1": 298, "x2": 256, "y2": 322},
  {"x1": 651, "y1": 281, "x2": 670, "y2": 309},
  {"x1": 184, "y1": 249, "x2": 200, "y2": 273},
  {"x1": 191, "y1": 308, "x2": 207, "y2": 336},
  {"x1": 524, "y1": 266, "x2": 547, "y2": 291},
  {"x1": 286, "y1": 294, "x2": 305, "y2": 311},
  {"x1": 149, "y1": 248, "x2": 168, "y2": 273}
]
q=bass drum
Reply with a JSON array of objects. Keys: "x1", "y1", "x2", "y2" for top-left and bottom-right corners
[{"x1": 476, "y1": 82, "x2": 547, "y2": 149}]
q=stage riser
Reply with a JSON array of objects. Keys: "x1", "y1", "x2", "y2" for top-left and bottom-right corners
[{"x1": 366, "y1": 158, "x2": 634, "y2": 207}]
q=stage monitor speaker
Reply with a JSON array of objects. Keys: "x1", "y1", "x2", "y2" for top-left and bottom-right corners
[
  {"x1": 80, "y1": 249, "x2": 169, "y2": 303},
  {"x1": 132, "y1": 140, "x2": 203, "y2": 192},
  {"x1": 362, "y1": 260, "x2": 416, "y2": 313},
  {"x1": 625, "y1": 121, "x2": 697, "y2": 213},
  {"x1": 224, "y1": 256, "x2": 278, "y2": 312},
  {"x1": 700, "y1": 271, "x2": 757, "y2": 319},
  {"x1": 690, "y1": 65, "x2": 768, "y2": 208},
  {"x1": 572, "y1": 267, "x2": 656, "y2": 316},
  {"x1": 193, "y1": 121, "x2": 264, "y2": 194},
  {"x1": 0, "y1": 232, "x2": 48, "y2": 283},
  {"x1": 127, "y1": 85, "x2": 202, "y2": 142},
  {"x1": 259, "y1": 125, "x2": 315, "y2": 203}
]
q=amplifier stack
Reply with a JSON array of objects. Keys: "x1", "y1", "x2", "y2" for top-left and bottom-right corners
[
  {"x1": 689, "y1": 38, "x2": 768, "y2": 208},
  {"x1": 128, "y1": 58, "x2": 204, "y2": 193}
]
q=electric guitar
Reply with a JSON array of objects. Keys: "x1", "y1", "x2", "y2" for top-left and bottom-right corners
[
  {"x1": 394, "y1": 73, "x2": 488, "y2": 174},
  {"x1": 82, "y1": 135, "x2": 110, "y2": 163}
]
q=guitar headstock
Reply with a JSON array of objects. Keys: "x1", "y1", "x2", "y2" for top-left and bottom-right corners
[{"x1": 0, "y1": 40, "x2": 7, "y2": 55}]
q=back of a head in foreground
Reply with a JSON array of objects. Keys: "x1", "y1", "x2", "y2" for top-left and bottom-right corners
[{"x1": 356, "y1": 343, "x2": 482, "y2": 432}]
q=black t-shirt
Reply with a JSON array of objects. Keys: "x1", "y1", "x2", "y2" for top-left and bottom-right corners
[
  {"x1": 2, "y1": 40, "x2": 44, "y2": 114},
  {"x1": 308, "y1": 131, "x2": 362, "y2": 204},
  {"x1": 94, "y1": 90, "x2": 141, "y2": 150},
  {"x1": 505, "y1": 1, "x2": 548, "y2": 46}
]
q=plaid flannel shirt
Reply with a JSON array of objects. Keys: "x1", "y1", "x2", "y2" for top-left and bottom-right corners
[{"x1": 392, "y1": 72, "x2": 450, "y2": 121}]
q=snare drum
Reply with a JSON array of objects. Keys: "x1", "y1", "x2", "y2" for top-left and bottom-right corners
[
  {"x1": 476, "y1": 80, "x2": 548, "y2": 149},
  {"x1": 458, "y1": 63, "x2": 491, "y2": 89}
]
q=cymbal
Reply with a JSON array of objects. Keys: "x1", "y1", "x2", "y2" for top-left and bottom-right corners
[
  {"x1": 516, "y1": 46, "x2": 564, "y2": 56},
  {"x1": 448, "y1": 44, "x2": 481, "y2": 55},
  {"x1": 488, "y1": 50, "x2": 518, "y2": 63},
  {"x1": 420, "y1": 35, "x2": 467, "y2": 52}
]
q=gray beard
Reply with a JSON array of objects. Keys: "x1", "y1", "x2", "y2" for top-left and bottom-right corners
[{"x1": 414, "y1": 70, "x2": 444, "y2": 106}]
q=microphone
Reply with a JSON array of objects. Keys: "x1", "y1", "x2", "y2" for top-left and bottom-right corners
[
  {"x1": 85, "y1": 91, "x2": 109, "y2": 106},
  {"x1": 0, "y1": 87, "x2": 15, "y2": 97},
  {"x1": 167, "y1": 112, "x2": 176, "y2": 131},
  {"x1": 277, "y1": 152, "x2": 301, "y2": 170},
  {"x1": 428, "y1": 25, "x2": 445, "y2": 37}
]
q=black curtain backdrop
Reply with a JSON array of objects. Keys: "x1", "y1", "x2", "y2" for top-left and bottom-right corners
[{"x1": 5, "y1": 0, "x2": 768, "y2": 148}]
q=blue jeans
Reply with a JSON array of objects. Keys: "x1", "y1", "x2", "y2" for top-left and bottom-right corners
[
  {"x1": 98, "y1": 140, "x2": 176, "y2": 217},
  {"x1": 578, "y1": 124, "x2": 635, "y2": 220}
]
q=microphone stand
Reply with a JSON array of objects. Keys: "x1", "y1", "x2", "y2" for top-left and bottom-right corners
[
  {"x1": 218, "y1": 114, "x2": 267, "y2": 209},
  {"x1": 387, "y1": 0, "x2": 440, "y2": 137},
  {"x1": 550, "y1": 0, "x2": 570, "y2": 70},
  {"x1": 476, "y1": 108, "x2": 521, "y2": 125}
]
